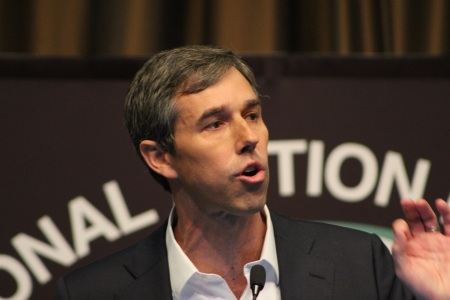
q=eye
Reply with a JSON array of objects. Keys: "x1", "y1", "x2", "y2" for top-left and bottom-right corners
[
  {"x1": 246, "y1": 112, "x2": 259, "y2": 121},
  {"x1": 205, "y1": 120, "x2": 224, "y2": 130}
]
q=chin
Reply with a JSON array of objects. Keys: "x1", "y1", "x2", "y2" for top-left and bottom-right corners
[{"x1": 235, "y1": 200, "x2": 266, "y2": 216}]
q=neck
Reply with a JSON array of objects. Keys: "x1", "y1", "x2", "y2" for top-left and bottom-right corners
[{"x1": 172, "y1": 204, "x2": 267, "y2": 297}]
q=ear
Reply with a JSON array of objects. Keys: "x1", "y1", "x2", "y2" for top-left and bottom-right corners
[{"x1": 139, "y1": 140, "x2": 178, "y2": 179}]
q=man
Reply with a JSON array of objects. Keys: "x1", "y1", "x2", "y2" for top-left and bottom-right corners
[{"x1": 55, "y1": 45, "x2": 450, "y2": 299}]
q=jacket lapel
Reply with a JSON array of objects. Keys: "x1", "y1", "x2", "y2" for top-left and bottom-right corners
[
  {"x1": 114, "y1": 221, "x2": 173, "y2": 300},
  {"x1": 113, "y1": 213, "x2": 336, "y2": 299},
  {"x1": 272, "y1": 212, "x2": 335, "y2": 300}
]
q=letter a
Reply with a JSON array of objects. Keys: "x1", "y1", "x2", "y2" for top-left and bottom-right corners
[{"x1": 69, "y1": 196, "x2": 120, "y2": 258}]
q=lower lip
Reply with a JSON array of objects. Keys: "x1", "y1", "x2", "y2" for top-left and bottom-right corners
[{"x1": 237, "y1": 169, "x2": 266, "y2": 184}]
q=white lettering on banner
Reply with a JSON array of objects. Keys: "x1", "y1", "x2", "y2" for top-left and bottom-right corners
[
  {"x1": 267, "y1": 140, "x2": 307, "y2": 196},
  {"x1": 2, "y1": 180, "x2": 159, "y2": 300},
  {"x1": 70, "y1": 197, "x2": 121, "y2": 258},
  {"x1": 374, "y1": 152, "x2": 431, "y2": 207},
  {"x1": 12, "y1": 216, "x2": 77, "y2": 285},
  {"x1": 0, "y1": 255, "x2": 32, "y2": 300},
  {"x1": 103, "y1": 181, "x2": 159, "y2": 235},
  {"x1": 268, "y1": 139, "x2": 432, "y2": 206},
  {"x1": 306, "y1": 140, "x2": 325, "y2": 197},
  {"x1": 325, "y1": 143, "x2": 378, "y2": 202}
]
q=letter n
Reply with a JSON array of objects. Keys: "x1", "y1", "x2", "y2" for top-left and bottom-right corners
[{"x1": 11, "y1": 216, "x2": 76, "y2": 284}]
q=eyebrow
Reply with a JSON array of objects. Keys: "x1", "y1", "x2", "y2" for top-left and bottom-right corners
[{"x1": 197, "y1": 98, "x2": 261, "y2": 125}]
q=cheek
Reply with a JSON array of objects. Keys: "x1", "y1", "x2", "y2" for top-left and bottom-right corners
[
  {"x1": 174, "y1": 146, "x2": 228, "y2": 175},
  {"x1": 197, "y1": 152, "x2": 229, "y2": 171},
  {"x1": 259, "y1": 127, "x2": 269, "y2": 149},
  {"x1": 263, "y1": 123, "x2": 269, "y2": 139}
]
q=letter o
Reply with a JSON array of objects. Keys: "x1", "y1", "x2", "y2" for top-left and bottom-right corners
[
  {"x1": 325, "y1": 143, "x2": 378, "y2": 202},
  {"x1": 0, "y1": 255, "x2": 32, "y2": 300}
]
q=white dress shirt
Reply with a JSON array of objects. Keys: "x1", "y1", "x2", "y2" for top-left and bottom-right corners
[{"x1": 166, "y1": 205, "x2": 281, "y2": 300}]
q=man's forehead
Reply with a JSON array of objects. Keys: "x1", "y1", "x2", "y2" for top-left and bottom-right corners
[
  {"x1": 200, "y1": 98, "x2": 261, "y2": 116},
  {"x1": 177, "y1": 94, "x2": 260, "y2": 115},
  {"x1": 174, "y1": 68, "x2": 257, "y2": 113}
]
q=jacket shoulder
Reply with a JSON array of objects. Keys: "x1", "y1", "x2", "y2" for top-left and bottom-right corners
[{"x1": 55, "y1": 221, "x2": 169, "y2": 299}]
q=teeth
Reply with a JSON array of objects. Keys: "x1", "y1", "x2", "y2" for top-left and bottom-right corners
[{"x1": 244, "y1": 166, "x2": 256, "y2": 173}]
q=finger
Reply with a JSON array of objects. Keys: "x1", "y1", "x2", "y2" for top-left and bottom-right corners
[
  {"x1": 391, "y1": 219, "x2": 410, "y2": 265},
  {"x1": 392, "y1": 218, "x2": 412, "y2": 243},
  {"x1": 400, "y1": 198, "x2": 439, "y2": 235},
  {"x1": 414, "y1": 198, "x2": 441, "y2": 233},
  {"x1": 435, "y1": 198, "x2": 450, "y2": 235},
  {"x1": 400, "y1": 199, "x2": 427, "y2": 234}
]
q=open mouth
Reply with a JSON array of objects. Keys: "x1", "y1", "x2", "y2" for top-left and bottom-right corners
[
  {"x1": 237, "y1": 163, "x2": 265, "y2": 184},
  {"x1": 242, "y1": 165, "x2": 259, "y2": 177}
]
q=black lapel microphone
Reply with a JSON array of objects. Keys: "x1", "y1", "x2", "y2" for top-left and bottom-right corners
[{"x1": 250, "y1": 264, "x2": 266, "y2": 300}]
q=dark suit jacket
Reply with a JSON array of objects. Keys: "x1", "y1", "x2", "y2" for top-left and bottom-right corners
[{"x1": 55, "y1": 211, "x2": 414, "y2": 299}]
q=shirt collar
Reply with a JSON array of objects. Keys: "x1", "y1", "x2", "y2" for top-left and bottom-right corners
[{"x1": 165, "y1": 205, "x2": 279, "y2": 299}]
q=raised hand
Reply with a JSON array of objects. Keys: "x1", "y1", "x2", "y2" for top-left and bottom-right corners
[{"x1": 392, "y1": 198, "x2": 450, "y2": 300}]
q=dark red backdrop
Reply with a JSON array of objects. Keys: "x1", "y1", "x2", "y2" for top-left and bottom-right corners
[{"x1": 1, "y1": 55, "x2": 449, "y2": 299}]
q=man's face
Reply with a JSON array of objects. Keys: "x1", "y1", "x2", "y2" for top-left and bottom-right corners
[{"x1": 167, "y1": 67, "x2": 269, "y2": 217}]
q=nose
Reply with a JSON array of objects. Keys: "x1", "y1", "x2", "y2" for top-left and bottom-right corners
[{"x1": 235, "y1": 119, "x2": 259, "y2": 154}]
